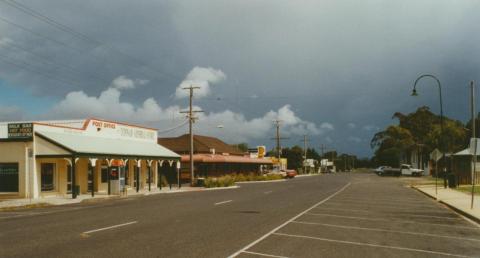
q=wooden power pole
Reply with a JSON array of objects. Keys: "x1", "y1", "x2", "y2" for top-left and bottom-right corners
[
  {"x1": 180, "y1": 85, "x2": 203, "y2": 186},
  {"x1": 271, "y1": 120, "x2": 288, "y2": 170}
]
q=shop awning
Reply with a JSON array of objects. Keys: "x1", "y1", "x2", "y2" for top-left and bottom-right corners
[
  {"x1": 35, "y1": 131, "x2": 180, "y2": 159},
  {"x1": 181, "y1": 154, "x2": 272, "y2": 164}
]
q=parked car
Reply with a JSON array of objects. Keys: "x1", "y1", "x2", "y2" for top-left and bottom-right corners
[
  {"x1": 382, "y1": 164, "x2": 423, "y2": 177},
  {"x1": 285, "y1": 169, "x2": 297, "y2": 179},
  {"x1": 373, "y1": 166, "x2": 391, "y2": 175}
]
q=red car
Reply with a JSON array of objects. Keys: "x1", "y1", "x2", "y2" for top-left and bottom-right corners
[{"x1": 285, "y1": 169, "x2": 297, "y2": 179}]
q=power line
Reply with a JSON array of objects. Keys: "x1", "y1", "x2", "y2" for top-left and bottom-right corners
[
  {"x1": 1, "y1": 0, "x2": 183, "y2": 82},
  {"x1": 1, "y1": 42, "x2": 111, "y2": 85},
  {"x1": 0, "y1": 15, "x2": 85, "y2": 53},
  {"x1": 0, "y1": 53, "x2": 85, "y2": 87},
  {"x1": 156, "y1": 119, "x2": 189, "y2": 134}
]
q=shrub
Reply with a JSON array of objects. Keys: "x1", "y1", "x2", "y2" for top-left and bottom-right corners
[
  {"x1": 265, "y1": 173, "x2": 283, "y2": 180},
  {"x1": 204, "y1": 175, "x2": 235, "y2": 188},
  {"x1": 234, "y1": 173, "x2": 247, "y2": 182}
]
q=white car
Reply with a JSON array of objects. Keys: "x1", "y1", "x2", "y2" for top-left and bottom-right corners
[{"x1": 400, "y1": 164, "x2": 424, "y2": 176}]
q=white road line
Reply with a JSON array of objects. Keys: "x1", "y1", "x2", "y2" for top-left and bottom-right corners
[
  {"x1": 215, "y1": 200, "x2": 233, "y2": 205},
  {"x1": 322, "y1": 201, "x2": 437, "y2": 209},
  {"x1": 82, "y1": 221, "x2": 138, "y2": 235},
  {"x1": 264, "y1": 191, "x2": 273, "y2": 194},
  {"x1": 242, "y1": 251, "x2": 290, "y2": 258},
  {"x1": 305, "y1": 213, "x2": 477, "y2": 230},
  {"x1": 272, "y1": 232, "x2": 469, "y2": 257},
  {"x1": 312, "y1": 207, "x2": 461, "y2": 220},
  {"x1": 227, "y1": 182, "x2": 351, "y2": 258},
  {"x1": 330, "y1": 199, "x2": 439, "y2": 208},
  {"x1": 333, "y1": 197, "x2": 428, "y2": 204},
  {"x1": 291, "y1": 221, "x2": 480, "y2": 242}
]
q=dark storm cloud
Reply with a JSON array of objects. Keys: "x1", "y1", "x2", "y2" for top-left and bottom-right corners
[{"x1": 1, "y1": 0, "x2": 480, "y2": 157}]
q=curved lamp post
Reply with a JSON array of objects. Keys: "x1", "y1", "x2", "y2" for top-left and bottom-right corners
[{"x1": 411, "y1": 74, "x2": 446, "y2": 194}]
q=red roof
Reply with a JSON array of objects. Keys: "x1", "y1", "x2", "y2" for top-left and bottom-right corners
[
  {"x1": 181, "y1": 154, "x2": 272, "y2": 164},
  {"x1": 158, "y1": 134, "x2": 244, "y2": 155}
]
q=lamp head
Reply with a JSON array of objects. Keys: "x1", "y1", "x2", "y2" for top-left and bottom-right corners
[{"x1": 411, "y1": 88, "x2": 418, "y2": 96}]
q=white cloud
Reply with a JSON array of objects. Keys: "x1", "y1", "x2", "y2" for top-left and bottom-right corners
[
  {"x1": 175, "y1": 66, "x2": 226, "y2": 99},
  {"x1": 347, "y1": 122, "x2": 356, "y2": 129},
  {"x1": 47, "y1": 74, "x2": 323, "y2": 144},
  {"x1": 195, "y1": 105, "x2": 328, "y2": 142},
  {"x1": 110, "y1": 75, "x2": 149, "y2": 90},
  {"x1": 49, "y1": 76, "x2": 177, "y2": 123}
]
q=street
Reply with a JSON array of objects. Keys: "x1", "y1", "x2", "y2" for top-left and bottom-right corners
[{"x1": 1, "y1": 173, "x2": 480, "y2": 258}]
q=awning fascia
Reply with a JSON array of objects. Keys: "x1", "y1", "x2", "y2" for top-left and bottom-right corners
[{"x1": 35, "y1": 132, "x2": 180, "y2": 161}]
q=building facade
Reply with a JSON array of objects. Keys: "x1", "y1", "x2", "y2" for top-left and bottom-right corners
[
  {"x1": 0, "y1": 119, "x2": 180, "y2": 199},
  {"x1": 157, "y1": 134, "x2": 272, "y2": 180}
]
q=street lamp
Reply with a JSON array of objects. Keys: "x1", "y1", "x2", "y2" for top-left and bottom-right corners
[{"x1": 411, "y1": 74, "x2": 446, "y2": 192}]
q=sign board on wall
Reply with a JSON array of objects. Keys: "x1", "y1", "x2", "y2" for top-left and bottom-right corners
[{"x1": 8, "y1": 123, "x2": 33, "y2": 139}]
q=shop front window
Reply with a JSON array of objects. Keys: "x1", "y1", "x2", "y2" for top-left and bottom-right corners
[
  {"x1": 41, "y1": 163, "x2": 55, "y2": 191},
  {"x1": 0, "y1": 163, "x2": 19, "y2": 192}
]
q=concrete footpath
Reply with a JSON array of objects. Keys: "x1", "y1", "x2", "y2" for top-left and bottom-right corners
[
  {"x1": 414, "y1": 184, "x2": 480, "y2": 223},
  {"x1": 0, "y1": 185, "x2": 238, "y2": 210}
]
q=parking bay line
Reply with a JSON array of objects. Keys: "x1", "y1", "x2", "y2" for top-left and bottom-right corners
[
  {"x1": 322, "y1": 201, "x2": 439, "y2": 209},
  {"x1": 305, "y1": 213, "x2": 477, "y2": 230},
  {"x1": 82, "y1": 221, "x2": 138, "y2": 235},
  {"x1": 291, "y1": 221, "x2": 480, "y2": 242},
  {"x1": 227, "y1": 182, "x2": 351, "y2": 258},
  {"x1": 312, "y1": 207, "x2": 461, "y2": 220},
  {"x1": 272, "y1": 232, "x2": 469, "y2": 258},
  {"x1": 215, "y1": 200, "x2": 233, "y2": 205},
  {"x1": 242, "y1": 251, "x2": 290, "y2": 258}
]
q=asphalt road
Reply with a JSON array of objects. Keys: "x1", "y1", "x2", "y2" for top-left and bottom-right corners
[{"x1": 1, "y1": 173, "x2": 480, "y2": 258}]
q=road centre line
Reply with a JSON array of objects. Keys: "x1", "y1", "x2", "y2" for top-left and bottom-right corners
[
  {"x1": 291, "y1": 221, "x2": 480, "y2": 242},
  {"x1": 264, "y1": 191, "x2": 273, "y2": 194},
  {"x1": 312, "y1": 207, "x2": 461, "y2": 220},
  {"x1": 227, "y1": 182, "x2": 351, "y2": 258},
  {"x1": 215, "y1": 200, "x2": 233, "y2": 205},
  {"x1": 242, "y1": 251, "x2": 290, "y2": 258},
  {"x1": 82, "y1": 221, "x2": 138, "y2": 235},
  {"x1": 305, "y1": 213, "x2": 476, "y2": 230},
  {"x1": 272, "y1": 232, "x2": 469, "y2": 258}
]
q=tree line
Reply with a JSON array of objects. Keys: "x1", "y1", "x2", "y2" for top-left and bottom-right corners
[{"x1": 370, "y1": 106, "x2": 475, "y2": 167}]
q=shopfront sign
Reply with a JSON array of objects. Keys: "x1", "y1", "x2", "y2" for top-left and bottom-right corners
[{"x1": 8, "y1": 123, "x2": 33, "y2": 139}]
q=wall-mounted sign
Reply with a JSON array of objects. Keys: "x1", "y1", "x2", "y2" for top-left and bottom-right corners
[{"x1": 8, "y1": 123, "x2": 33, "y2": 139}]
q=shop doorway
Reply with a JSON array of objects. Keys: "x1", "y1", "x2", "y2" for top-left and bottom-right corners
[{"x1": 158, "y1": 162, "x2": 176, "y2": 188}]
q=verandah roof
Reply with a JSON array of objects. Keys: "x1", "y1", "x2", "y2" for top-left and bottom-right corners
[{"x1": 36, "y1": 131, "x2": 180, "y2": 159}]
